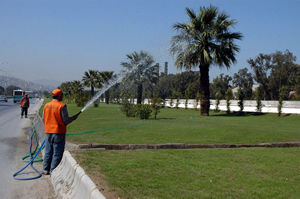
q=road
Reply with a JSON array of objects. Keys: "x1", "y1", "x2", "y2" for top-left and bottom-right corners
[{"x1": 0, "y1": 98, "x2": 56, "y2": 199}]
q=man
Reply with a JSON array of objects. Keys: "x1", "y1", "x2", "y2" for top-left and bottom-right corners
[
  {"x1": 43, "y1": 88, "x2": 81, "y2": 175},
  {"x1": 20, "y1": 93, "x2": 30, "y2": 118}
]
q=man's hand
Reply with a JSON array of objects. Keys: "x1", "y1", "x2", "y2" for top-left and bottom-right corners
[{"x1": 73, "y1": 111, "x2": 82, "y2": 120}]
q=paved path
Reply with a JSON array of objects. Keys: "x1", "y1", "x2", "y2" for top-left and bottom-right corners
[{"x1": 0, "y1": 98, "x2": 56, "y2": 199}]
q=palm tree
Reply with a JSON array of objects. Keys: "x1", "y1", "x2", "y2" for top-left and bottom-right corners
[
  {"x1": 170, "y1": 5, "x2": 242, "y2": 116},
  {"x1": 71, "y1": 80, "x2": 83, "y2": 96},
  {"x1": 121, "y1": 51, "x2": 155, "y2": 104},
  {"x1": 59, "y1": 81, "x2": 72, "y2": 96},
  {"x1": 98, "y1": 71, "x2": 114, "y2": 104},
  {"x1": 82, "y1": 70, "x2": 99, "y2": 97}
]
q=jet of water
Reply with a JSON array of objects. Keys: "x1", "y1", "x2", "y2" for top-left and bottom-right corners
[
  {"x1": 80, "y1": 65, "x2": 142, "y2": 112},
  {"x1": 80, "y1": 72, "x2": 124, "y2": 112}
]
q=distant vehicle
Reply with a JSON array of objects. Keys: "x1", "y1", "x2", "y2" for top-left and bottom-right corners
[
  {"x1": 25, "y1": 91, "x2": 33, "y2": 98},
  {"x1": 0, "y1": 95, "x2": 8, "y2": 102},
  {"x1": 13, "y1": 89, "x2": 24, "y2": 103}
]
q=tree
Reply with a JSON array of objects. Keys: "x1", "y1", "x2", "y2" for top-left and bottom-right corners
[
  {"x1": 151, "y1": 97, "x2": 162, "y2": 119},
  {"x1": 237, "y1": 88, "x2": 245, "y2": 113},
  {"x1": 82, "y1": 70, "x2": 99, "y2": 97},
  {"x1": 248, "y1": 53, "x2": 271, "y2": 100},
  {"x1": 143, "y1": 63, "x2": 160, "y2": 98},
  {"x1": 210, "y1": 73, "x2": 232, "y2": 99},
  {"x1": 248, "y1": 50, "x2": 299, "y2": 100},
  {"x1": 5, "y1": 85, "x2": 21, "y2": 96},
  {"x1": 225, "y1": 88, "x2": 233, "y2": 113},
  {"x1": 215, "y1": 91, "x2": 222, "y2": 112},
  {"x1": 43, "y1": 90, "x2": 51, "y2": 98},
  {"x1": 269, "y1": 50, "x2": 298, "y2": 99},
  {"x1": 170, "y1": 5, "x2": 242, "y2": 116},
  {"x1": 255, "y1": 85, "x2": 264, "y2": 112},
  {"x1": 278, "y1": 86, "x2": 288, "y2": 116},
  {"x1": 59, "y1": 81, "x2": 73, "y2": 96},
  {"x1": 185, "y1": 87, "x2": 191, "y2": 109},
  {"x1": 232, "y1": 68, "x2": 253, "y2": 99},
  {"x1": 98, "y1": 71, "x2": 114, "y2": 104},
  {"x1": 70, "y1": 80, "x2": 84, "y2": 96},
  {"x1": 295, "y1": 69, "x2": 300, "y2": 95},
  {"x1": 0, "y1": 86, "x2": 5, "y2": 95},
  {"x1": 155, "y1": 74, "x2": 176, "y2": 101},
  {"x1": 172, "y1": 90, "x2": 181, "y2": 109},
  {"x1": 121, "y1": 51, "x2": 155, "y2": 104},
  {"x1": 195, "y1": 92, "x2": 201, "y2": 110}
]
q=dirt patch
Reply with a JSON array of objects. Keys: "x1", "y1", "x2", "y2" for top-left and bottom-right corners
[{"x1": 77, "y1": 142, "x2": 300, "y2": 150}]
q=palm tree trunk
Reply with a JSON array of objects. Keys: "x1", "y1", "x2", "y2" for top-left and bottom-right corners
[
  {"x1": 91, "y1": 86, "x2": 94, "y2": 97},
  {"x1": 105, "y1": 90, "x2": 109, "y2": 104},
  {"x1": 137, "y1": 83, "x2": 143, "y2": 104},
  {"x1": 199, "y1": 64, "x2": 210, "y2": 116}
]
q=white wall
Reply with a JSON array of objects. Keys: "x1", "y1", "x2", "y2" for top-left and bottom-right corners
[
  {"x1": 105, "y1": 98, "x2": 300, "y2": 114},
  {"x1": 153, "y1": 99, "x2": 300, "y2": 114}
]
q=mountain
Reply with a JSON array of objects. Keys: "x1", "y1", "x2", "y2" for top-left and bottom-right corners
[
  {"x1": 0, "y1": 75, "x2": 55, "y2": 91},
  {"x1": 31, "y1": 79, "x2": 61, "y2": 88}
]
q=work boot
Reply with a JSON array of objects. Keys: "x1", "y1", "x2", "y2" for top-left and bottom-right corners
[
  {"x1": 42, "y1": 170, "x2": 50, "y2": 175},
  {"x1": 25, "y1": 115, "x2": 27, "y2": 118}
]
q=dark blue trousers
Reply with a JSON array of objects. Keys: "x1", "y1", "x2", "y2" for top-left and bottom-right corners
[{"x1": 43, "y1": 133, "x2": 65, "y2": 172}]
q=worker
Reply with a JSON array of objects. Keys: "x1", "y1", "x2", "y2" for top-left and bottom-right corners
[
  {"x1": 42, "y1": 88, "x2": 81, "y2": 175},
  {"x1": 20, "y1": 93, "x2": 30, "y2": 118}
]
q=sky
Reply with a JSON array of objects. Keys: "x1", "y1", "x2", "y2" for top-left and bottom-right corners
[{"x1": 0, "y1": 0, "x2": 300, "y2": 85}]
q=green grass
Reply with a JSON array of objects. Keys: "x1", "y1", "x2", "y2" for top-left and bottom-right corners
[
  {"x1": 61, "y1": 103, "x2": 300, "y2": 145},
  {"x1": 74, "y1": 148, "x2": 300, "y2": 199},
  {"x1": 39, "y1": 100, "x2": 300, "y2": 198}
]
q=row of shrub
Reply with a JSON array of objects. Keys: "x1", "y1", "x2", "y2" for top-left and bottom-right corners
[{"x1": 120, "y1": 98, "x2": 162, "y2": 119}]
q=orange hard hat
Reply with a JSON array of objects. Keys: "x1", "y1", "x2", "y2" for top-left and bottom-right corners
[{"x1": 52, "y1": 89, "x2": 63, "y2": 96}]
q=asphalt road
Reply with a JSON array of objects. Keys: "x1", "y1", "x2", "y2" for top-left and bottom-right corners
[{"x1": 0, "y1": 98, "x2": 56, "y2": 199}]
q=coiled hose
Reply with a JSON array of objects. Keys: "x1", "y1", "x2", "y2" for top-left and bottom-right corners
[{"x1": 13, "y1": 118, "x2": 45, "y2": 181}]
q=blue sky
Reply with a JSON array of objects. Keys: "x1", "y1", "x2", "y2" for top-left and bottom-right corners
[{"x1": 0, "y1": 0, "x2": 299, "y2": 84}]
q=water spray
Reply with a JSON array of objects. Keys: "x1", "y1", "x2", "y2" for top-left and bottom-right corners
[
  {"x1": 80, "y1": 62, "x2": 148, "y2": 113},
  {"x1": 80, "y1": 73, "x2": 126, "y2": 112}
]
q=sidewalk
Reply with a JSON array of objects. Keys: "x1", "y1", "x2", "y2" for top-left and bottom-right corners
[{"x1": 10, "y1": 98, "x2": 57, "y2": 199}]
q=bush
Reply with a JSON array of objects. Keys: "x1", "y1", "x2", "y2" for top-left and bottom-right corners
[
  {"x1": 255, "y1": 86, "x2": 264, "y2": 112},
  {"x1": 215, "y1": 91, "x2": 222, "y2": 112},
  {"x1": 94, "y1": 99, "x2": 99, "y2": 107},
  {"x1": 151, "y1": 98, "x2": 162, "y2": 119},
  {"x1": 237, "y1": 88, "x2": 245, "y2": 113},
  {"x1": 225, "y1": 88, "x2": 233, "y2": 114},
  {"x1": 195, "y1": 92, "x2": 200, "y2": 111},
  {"x1": 75, "y1": 95, "x2": 88, "y2": 107},
  {"x1": 170, "y1": 98, "x2": 174, "y2": 107},
  {"x1": 278, "y1": 86, "x2": 288, "y2": 117},
  {"x1": 135, "y1": 104, "x2": 152, "y2": 119},
  {"x1": 172, "y1": 90, "x2": 181, "y2": 109},
  {"x1": 120, "y1": 100, "x2": 136, "y2": 117}
]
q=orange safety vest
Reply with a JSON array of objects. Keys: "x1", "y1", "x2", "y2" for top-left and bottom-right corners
[
  {"x1": 20, "y1": 96, "x2": 30, "y2": 107},
  {"x1": 43, "y1": 100, "x2": 66, "y2": 134}
]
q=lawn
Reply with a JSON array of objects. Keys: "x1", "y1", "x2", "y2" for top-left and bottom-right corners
[
  {"x1": 61, "y1": 103, "x2": 300, "y2": 145},
  {"x1": 40, "y1": 100, "x2": 300, "y2": 198},
  {"x1": 73, "y1": 148, "x2": 300, "y2": 199}
]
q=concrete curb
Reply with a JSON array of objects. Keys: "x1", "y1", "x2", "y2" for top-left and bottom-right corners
[
  {"x1": 77, "y1": 142, "x2": 300, "y2": 150},
  {"x1": 51, "y1": 151, "x2": 106, "y2": 199}
]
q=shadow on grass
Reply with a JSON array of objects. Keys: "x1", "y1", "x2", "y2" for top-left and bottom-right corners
[
  {"x1": 211, "y1": 112, "x2": 265, "y2": 117},
  {"x1": 150, "y1": 117, "x2": 176, "y2": 120}
]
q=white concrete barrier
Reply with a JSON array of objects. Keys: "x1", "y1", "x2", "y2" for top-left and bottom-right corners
[
  {"x1": 51, "y1": 151, "x2": 106, "y2": 199},
  {"x1": 141, "y1": 99, "x2": 300, "y2": 114}
]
